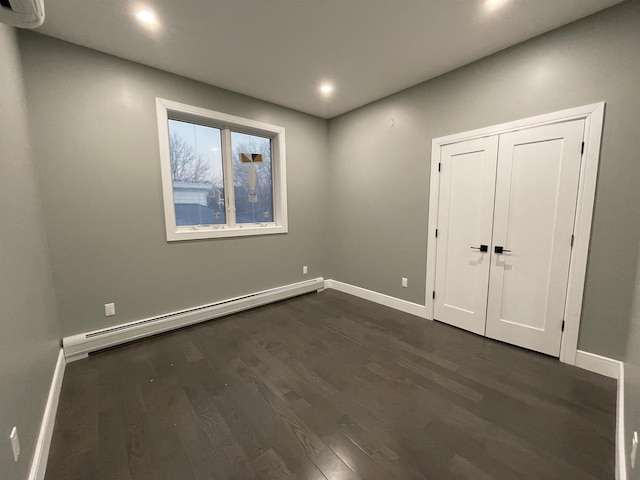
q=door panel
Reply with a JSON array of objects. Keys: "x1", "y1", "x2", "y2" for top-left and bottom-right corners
[
  {"x1": 485, "y1": 120, "x2": 585, "y2": 356},
  {"x1": 434, "y1": 136, "x2": 498, "y2": 335}
]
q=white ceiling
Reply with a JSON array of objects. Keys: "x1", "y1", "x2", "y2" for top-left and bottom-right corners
[{"x1": 35, "y1": 0, "x2": 624, "y2": 119}]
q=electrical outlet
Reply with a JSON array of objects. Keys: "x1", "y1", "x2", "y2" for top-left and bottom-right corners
[
  {"x1": 402, "y1": 277, "x2": 408, "y2": 288},
  {"x1": 303, "y1": 266, "x2": 308, "y2": 275},
  {"x1": 10, "y1": 427, "x2": 20, "y2": 463},
  {"x1": 104, "y1": 303, "x2": 116, "y2": 317},
  {"x1": 632, "y1": 431, "x2": 638, "y2": 469}
]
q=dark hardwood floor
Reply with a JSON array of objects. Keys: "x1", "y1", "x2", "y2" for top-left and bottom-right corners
[{"x1": 45, "y1": 290, "x2": 616, "y2": 480}]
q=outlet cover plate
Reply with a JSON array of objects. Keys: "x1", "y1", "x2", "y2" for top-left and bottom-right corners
[{"x1": 105, "y1": 303, "x2": 116, "y2": 316}]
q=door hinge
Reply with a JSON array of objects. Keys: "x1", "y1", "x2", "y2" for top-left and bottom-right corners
[
  {"x1": 570, "y1": 234, "x2": 575, "y2": 247},
  {"x1": 435, "y1": 228, "x2": 438, "y2": 238},
  {"x1": 581, "y1": 142, "x2": 585, "y2": 155},
  {"x1": 562, "y1": 320, "x2": 565, "y2": 332},
  {"x1": 432, "y1": 291, "x2": 436, "y2": 299},
  {"x1": 438, "y1": 162, "x2": 441, "y2": 172}
]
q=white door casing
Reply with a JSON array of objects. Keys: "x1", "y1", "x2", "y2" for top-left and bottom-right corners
[
  {"x1": 434, "y1": 136, "x2": 498, "y2": 335},
  {"x1": 425, "y1": 102, "x2": 605, "y2": 365},
  {"x1": 485, "y1": 120, "x2": 585, "y2": 356}
]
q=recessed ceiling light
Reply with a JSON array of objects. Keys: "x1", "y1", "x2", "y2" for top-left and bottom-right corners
[
  {"x1": 136, "y1": 9, "x2": 156, "y2": 25},
  {"x1": 320, "y1": 84, "x2": 334, "y2": 94}
]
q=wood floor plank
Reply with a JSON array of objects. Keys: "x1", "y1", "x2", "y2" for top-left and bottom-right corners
[
  {"x1": 45, "y1": 290, "x2": 616, "y2": 480},
  {"x1": 123, "y1": 417, "x2": 154, "y2": 480},
  {"x1": 251, "y1": 448, "x2": 296, "y2": 480},
  {"x1": 229, "y1": 356, "x2": 361, "y2": 480},
  {"x1": 97, "y1": 407, "x2": 131, "y2": 480},
  {"x1": 235, "y1": 324, "x2": 431, "y2": 479},
  {"x1": 198, "y1": 351, "x2": 326, "y2": 478}
]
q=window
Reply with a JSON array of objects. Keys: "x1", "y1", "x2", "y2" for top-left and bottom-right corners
[{"x1": 156, "y1": 98, "x2": 288, "y2": 241}]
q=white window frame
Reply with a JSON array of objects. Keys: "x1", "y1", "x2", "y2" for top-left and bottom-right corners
[{"x1": 156, "y1": 98, "x2": 288, "y2": 241}]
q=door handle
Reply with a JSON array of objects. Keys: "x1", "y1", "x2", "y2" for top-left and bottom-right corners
[
  {"x1": 494, "y1": 246, "x2": 512, "y2": 254},
  {"x1": 470, "y1": 245, "x2": 489, "y2": 252}
]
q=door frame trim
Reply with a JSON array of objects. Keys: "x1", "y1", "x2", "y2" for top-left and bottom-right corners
[{"x1": 425, "y1": 102, "x2": 605, "y2": 365}]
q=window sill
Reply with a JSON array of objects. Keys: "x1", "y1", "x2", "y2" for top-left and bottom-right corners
[{"x1": 167, "y1": 224, "x2": 288, "y2": 241}]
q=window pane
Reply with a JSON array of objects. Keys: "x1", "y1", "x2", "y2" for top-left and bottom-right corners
[
  {"x1": 168, "y1": 119, "x2": 226, "y2": 226},
  {"x1": 231, "y1": 132, "x2": 274, "y2": 224}
]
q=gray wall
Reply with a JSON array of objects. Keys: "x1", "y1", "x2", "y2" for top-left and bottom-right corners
[
  {"x1": 0, "y1": 24, "x2": 61, "y2": 480},
  {"x1": 624, "y1": 251, "x2": 640, "y2": 478},
  {"x1": 18, "y1": 32, "x2": 329, "y2": 337},
  {"x1": 14, "y1": 1, "x2": 640, "y2": 359},
  {"x1": 326, "y1": 0, "x2": 640, "y2": 359}
]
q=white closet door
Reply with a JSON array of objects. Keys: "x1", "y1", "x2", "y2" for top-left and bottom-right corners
[
  {"x1": 434, "y1": 136, "x2": 498, "y2": 335},
  {"x1": 485, "y1": 120, "x2": 585, "y2": 356}
]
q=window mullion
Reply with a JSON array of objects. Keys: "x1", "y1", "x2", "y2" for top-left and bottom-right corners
[{"x1": 222, "y1": 127, "x2": 236, "y2": 227}]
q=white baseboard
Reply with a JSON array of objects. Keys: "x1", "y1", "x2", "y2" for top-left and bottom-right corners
[
  {"x1": 617, "y1": 362, "x2": 626, "y2": 480},
  {"x1": 28, "y1": 348, "x2": 65, "y2": 480},
  {"x1": 575, "y1": 350, "x2": 621, "y2": 379},
  {"x1": 324, "y1": 279, "x2": 428, "y2": 318},
  {"x1": 63, "y1": 277, "x2": 325, "y2": 361}
]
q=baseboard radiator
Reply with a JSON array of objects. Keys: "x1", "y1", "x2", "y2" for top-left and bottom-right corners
[{"x1": 63, "y1": 277, "x2": 325, "y2": 362}]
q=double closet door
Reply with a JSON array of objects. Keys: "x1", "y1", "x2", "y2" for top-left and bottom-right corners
[{"x1": 433, "y1": 119, "x2": 584, "y2": 357}]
